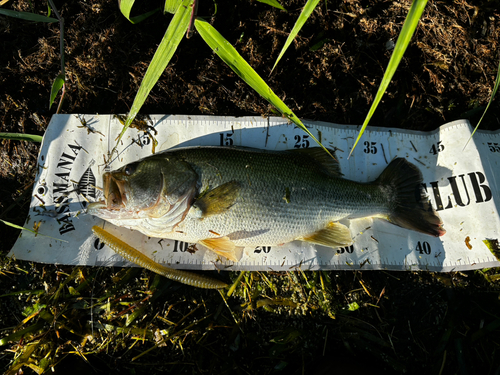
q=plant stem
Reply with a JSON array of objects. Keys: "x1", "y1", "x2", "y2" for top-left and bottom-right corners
[
  {"x1": 48, "y1": 0, "x2": 66, "y2": 113},
  {"x1": 186, "y1": 0, "x2": 198, "y2": 38}
]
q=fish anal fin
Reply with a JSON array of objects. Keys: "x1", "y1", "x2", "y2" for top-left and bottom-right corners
[
  {"x1": 300, "y1": 222, "x2": 353, "y2": 248},
  {"x1": 200, "y1": 236, "x2": 242, "y2": 262},
  {"x1": 194, "y1": 181, "x2": 240, "y2": 218}
]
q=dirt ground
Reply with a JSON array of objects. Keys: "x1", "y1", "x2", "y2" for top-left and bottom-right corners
[{"x1": 1, "y1": 0, "x2": 500, "y2": 374}]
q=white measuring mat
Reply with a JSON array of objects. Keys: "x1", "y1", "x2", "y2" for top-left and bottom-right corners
[{"x1": 9, "y1": 114, "x2": 500, "y2": 272}]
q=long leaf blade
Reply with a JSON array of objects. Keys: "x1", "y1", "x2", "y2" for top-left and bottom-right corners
[
  {"x1": 257, "y1": 0, "x2": 286, "y2": 11},
  {"x1": 0, "y1": 322, "x2": 45, "y2": 347},
  {"x1": 0, "y1": 219, "x2": 68, "y2": 242},
  {"x1": 0, "y1": 8, "x2": 57, "y2": 23},
  {"x1": 164, "y1": 0, "x2": 182, "y2": 14},
  {"x1": 49, "y1": 72, "x2": 64, "y2": 109},
  {"x1": 118, "y1": 0, "x2": 158, "y2": 24},
  {"x1": 271, "y1": 0, "x2": 319, "y2": 72},
  {"x1": 348, "y1": 0, "x2": 428, "y2": 158},
  {"x1": 194, "y1": 18, "x2": 331, "y2": 156},
  {"x1": 0, "y1": 133, "x2": 43, "y2": 143},
  {"x1": 119, "y1": 0, "x2": 134, "y2": 20},
  {"x1": 464, "y1": 58, "x2": 500, "y2": 149},
  {"x1": 115, "y1": 0, "x2": 193, "y2": 147}
]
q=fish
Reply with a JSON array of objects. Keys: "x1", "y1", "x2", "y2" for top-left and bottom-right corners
[{"x1": 87, "y1": 146, "x2": 445, "y2": 262}]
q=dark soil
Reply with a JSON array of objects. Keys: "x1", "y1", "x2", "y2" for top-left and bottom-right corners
[{"x1": 1, "y1": 0, "x2": 500, "y2": 374}]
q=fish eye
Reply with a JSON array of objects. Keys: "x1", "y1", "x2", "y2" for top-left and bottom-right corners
[{"x1": 124, "y1": 165, "x2": 135, "y2": 176}]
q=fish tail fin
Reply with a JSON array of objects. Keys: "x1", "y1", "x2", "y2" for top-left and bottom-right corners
[{"x1": 377, "y1": 158, "x2": 446, "y2": 237}]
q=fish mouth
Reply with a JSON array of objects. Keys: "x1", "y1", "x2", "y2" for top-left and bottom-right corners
[
  {"x1": 103, "y1": 172, "x2": 128, "y2": 210},
  {"x1": 87, "y1": 172, "x2": 128, "y2": 213}
]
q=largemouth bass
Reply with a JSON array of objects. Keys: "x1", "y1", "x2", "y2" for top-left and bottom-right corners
[{"x1": 87, "y1": 147, "x2": 445, "y2": 261}]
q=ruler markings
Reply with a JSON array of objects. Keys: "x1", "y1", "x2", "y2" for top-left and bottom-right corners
[{"x1": 9, "y1": 115, "x2": 500, "y2": 272}]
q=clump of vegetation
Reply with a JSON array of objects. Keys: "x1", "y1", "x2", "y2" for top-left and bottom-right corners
[{"x1": 2, "y1": 257, "x2": 500, "y2": 373}]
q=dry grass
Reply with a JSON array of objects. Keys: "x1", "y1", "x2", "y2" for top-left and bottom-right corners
[{"x1": 2, "y1": 257, "x2": 500, "y2": 373}]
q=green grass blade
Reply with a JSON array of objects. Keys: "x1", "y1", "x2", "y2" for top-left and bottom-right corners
[
  {"x1": 119, "y1": 0, "x2": 134, "y2": 19},
  {"x1": 49, "y1": 72, "x2": 64, "y2": 109},
  {"x1": 0, "y1": 8, "x2": 57, "y2": 23},
  {"x1": 256, "y1": 0, "x2": 286, "y2": 11},
  {"x1": 0, "y1": 219, "x2": 68, "y2": 243},
  {"x1": 115, "y1": 0, "x2": 193, "y2": 147},
  {"x1": 195, "y1": 17, "x2": 331, "y2": 156},
  {"x1": 164, "y1": 0, "x2": 182, "y2": 14},
  {"x1": 271, "y1": 0, "x2": 319, "y2": 73},
  {"x1": 0, "y1": 290, "x2": 45, "y2": 298},
  {"x1": 464, "y1": 58, "x2": 500, "y2": 149},
  {"x1": 119, "y1": 0, "x2": 158, "y2": 24},
  {"x1": 348, "y1": 0, "x2": 428, "y2": 158},
  {"x1": 0, "y1": 133, "x2": 43, "y2": 142},
  {"x1": 0, "y1": 322, "x2": 45, "y2": 346}
]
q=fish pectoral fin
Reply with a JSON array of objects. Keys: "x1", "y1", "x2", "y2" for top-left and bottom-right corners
[
  {"x1": 299, "y1": 222, "x2": 353, "y2": 248},
  {"x1": 200, "y1": 236, "x2": 242, "y2": 262},
  {"x1": 193, "y1": 181, "x2": 240, "y2": 218}
]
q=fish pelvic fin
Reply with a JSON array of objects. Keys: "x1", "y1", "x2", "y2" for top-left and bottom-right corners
[
  {"x1": 299, "y1": 222, "x2": 353, "y2": 248},
  {"x1": 377, "y1": 158, "x2": 446, "y2": 237},
  {"x1": 193, "y1": 181, "x2": 240, "y2": 218},
  {"x1": 199, "y1": 236, "x2": 243, "y2": 262}
]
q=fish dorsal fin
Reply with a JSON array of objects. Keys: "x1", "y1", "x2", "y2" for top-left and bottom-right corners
[
  {"x1": 193, "y1": 181, "x2": 240, "y2": 218},
  {"x1": 292, "y1": 148, "x2": 342, "y2": 177},
  {"x1": 299, "y1": 222, "x2": 353, "y2": 248},
  {"x1": 199, "y1": 236, "x2": 242, "y2": 262}
]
